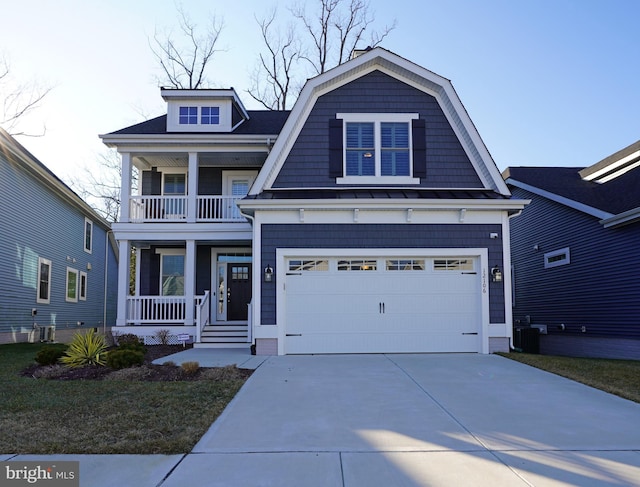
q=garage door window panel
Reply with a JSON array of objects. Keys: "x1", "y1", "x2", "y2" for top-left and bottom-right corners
[
  {"x1": 288, "y1": 260, "x2": 329, "y2": 272},
  {"x1": 338, "y1": 259, "x2": 377, "y2": 271},
  {"x1": 386, "y1": 259, "x2": 425, "y2": 271},
  {"x1": 434, "y1": 258, "x2": 474, "y2": 271}
]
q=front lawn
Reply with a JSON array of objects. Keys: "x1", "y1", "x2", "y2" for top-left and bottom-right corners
[
  {"x1": 0, "y1": 343, "x2": 249, "y2": 454},
  {"x1": 498, "y1": 352, "x2": 640, "y2": 404}
]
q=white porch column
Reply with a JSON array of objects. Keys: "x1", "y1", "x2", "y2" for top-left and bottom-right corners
[
  {"x1": 120, "y1": 152, "x2": 131, "y2": 223},
  {"x1": 184, "y1": 239, "x2": 196, "y2": 326},
  {"x1": 116, "y1": 239, "x2": 131, "y2": 326},
  {"x1": 187, "y1": 152, "x2": 198, "y2": 222}
]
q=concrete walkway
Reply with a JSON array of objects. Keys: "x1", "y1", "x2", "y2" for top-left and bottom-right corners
[{"x1": 6, "y1": 353, "x2": 640, "y2": 486}]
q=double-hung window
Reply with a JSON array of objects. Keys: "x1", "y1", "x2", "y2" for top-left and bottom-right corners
[
  {"x1": 37, "y1": 258, "x2": 51, "y2": 304},
  {"x1": 335, "y1": 113, "x2": 422, "y2": 184}
]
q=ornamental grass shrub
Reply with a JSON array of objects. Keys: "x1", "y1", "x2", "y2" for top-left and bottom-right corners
[{"x1": 60, "y1": 329, "x2": 108, "y2": 368}]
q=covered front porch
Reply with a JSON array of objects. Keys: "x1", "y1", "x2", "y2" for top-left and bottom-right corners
[{"x1": 114, "y1": 240, "x2": 254, "y2": 346}]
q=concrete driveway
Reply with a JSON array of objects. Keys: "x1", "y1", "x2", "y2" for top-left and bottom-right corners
[
  {"x1": 10, "y1": 353, "x2": 640, "y2": 486},
  {"x1": 169, "y1": 353, "x2": 640, "y2": 486}
]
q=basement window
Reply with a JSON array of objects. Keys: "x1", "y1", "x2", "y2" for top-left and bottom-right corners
[{"x1": 544, "y1": 248, "x2": 570, "y2": 268}]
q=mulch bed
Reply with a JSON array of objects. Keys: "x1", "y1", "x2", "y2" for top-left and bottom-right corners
[{"x1": 20, "y1": 345, "x2": 253, "y2": 382}]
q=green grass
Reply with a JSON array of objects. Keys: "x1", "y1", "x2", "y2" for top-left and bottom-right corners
[
  {"x1": 0, "y1": 343, "x2": 247, "y2": 454},
  {"x1": 498, "y1": 352, "x2": 640, "y2": 404}
]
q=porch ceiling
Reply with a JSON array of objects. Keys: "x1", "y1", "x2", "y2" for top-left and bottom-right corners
[{"x1": 133, "y1": 152, "x2": 267, "y2": 169}]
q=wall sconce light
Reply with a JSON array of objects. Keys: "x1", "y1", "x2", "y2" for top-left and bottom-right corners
[
  {"x1": 491, "y1": 265, "x2": 502, "y2": 282},
  {"x1": 264, "y1": 264, "x2": 273, "y2": 282}
]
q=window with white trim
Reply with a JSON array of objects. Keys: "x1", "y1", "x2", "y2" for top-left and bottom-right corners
[
  {"x1": 544, "y1": 248, "x2": 570, "y2": 268},
  {"x1": 201, "y1": 106, "x2": 220, "y2": 125},
  {"x1": 158, "y1": 250, "x2": 185, "y2": 296},
  {"x1": 179, "y1": 106, "x2": 198, "y2": 125},
  {"x1": 84, "y1": 218, "x2": 93, "y2": 253},
  {"x1": 37, "y1": 258, "x2": 51, "y2": 304},
  {"x1": 79, "y1": 271, "x2": 87, "y2": 301},
  {"x1": 66, "y1": 267, "x2": 79, "y2": 303},
  {"x1": 334, "y1": 113, "x2": 421, "y2": 185}
]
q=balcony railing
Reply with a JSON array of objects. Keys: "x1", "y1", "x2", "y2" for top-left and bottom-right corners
[{"x1": 128, "y1": 195, "x2": 245, "y2": 222}]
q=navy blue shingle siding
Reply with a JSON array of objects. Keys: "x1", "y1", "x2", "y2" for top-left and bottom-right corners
[
  {"x1": 510, "y1": 186, "x2": 640, "y2": 340},
  {"x1": 273, "y1": 70, "x2": 482, "y2": 188}
]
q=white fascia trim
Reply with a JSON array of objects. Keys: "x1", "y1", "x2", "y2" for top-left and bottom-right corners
[
  {"x1": 239, "y1": 198, "x2": 530, "y2": 212},
  {"x1": 100, "y1": 133, "x2": 276, "y2": 149},
  {"x1": 506, "y1": 178, "x2": 613, "y2": 220},
  {"x1": 111, "y1": 222, "x2": 252, "y2": 241},
  {"x1": 581, "y1": 149, "x2": 640, "y2": 182},
  {"x1": 600, "y1": 206, "x2": 640, "y2": 228},
  {"x1": 251, "y1": 47, "x2": 509, "y2": 196}
]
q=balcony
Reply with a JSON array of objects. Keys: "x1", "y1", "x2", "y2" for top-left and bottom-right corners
[{"x1": 128, "y1": 195, "x2": 245, "y2": 222}]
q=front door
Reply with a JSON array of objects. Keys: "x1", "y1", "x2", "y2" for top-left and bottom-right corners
[{"x1": 227, "y1": 263, "x2": 251, "y2": 320}]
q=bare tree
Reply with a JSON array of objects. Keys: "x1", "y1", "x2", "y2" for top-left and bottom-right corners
[
  {"x1": 0, "y1": 53, "x2": 53, "y2": 136},
  {"x1": 150, "y1": 5, "x2": 224, "y2": 89},
  {"x1": 70, "y1": 149, "x2": 138, "y2": 223},
  {"x1": 247, "y1": 9, "x2": 301, "y2": 110},
  {"x1": 249, "y1": 0, "x2": 395, "y2": 110}
]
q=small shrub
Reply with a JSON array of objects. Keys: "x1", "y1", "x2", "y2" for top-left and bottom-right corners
[
  {"x1": 117, "y1": 342, "x2": 147, "y2": 354},
  {"x1": 106, "y1": 349, "x2": 145, "y2": 370},
  {"x1": 60, "y1": 329, "x2": 108, "y2": 368},
  {"x1": 117, "y1": 333, "x2": 142, "y2": 347},
  {"x1": 162, "y1": 360, "x2": 177, "y2": 367},
  {"x1": 180, "y1": 361, "x2": 200, "y2": 375},
  {"x1": 35, "y1": 345, "x2": 67, "y2": 366},
  {"x1": 154, "y1": 329, "x2": 171, "y2": 345}
]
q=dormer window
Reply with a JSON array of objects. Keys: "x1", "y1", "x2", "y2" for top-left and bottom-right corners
[
  {"x1": 163, "y1": 89, "x2": 249, "y2": 133},
  {"x1": 179, "y1": 107, "x2": 198, "y2": 125},
  {"x1": 201, "y1": 107, "x2": 220, "y2": 125}
]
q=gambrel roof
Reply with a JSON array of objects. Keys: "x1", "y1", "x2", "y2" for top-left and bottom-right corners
[{"x1": 250, "y1": 47, "x2": 510, "y2": 196}]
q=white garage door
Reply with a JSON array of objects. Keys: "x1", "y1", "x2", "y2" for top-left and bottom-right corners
[{"x1": 284, "y1": 256, "x2": 481, "y2": 354}]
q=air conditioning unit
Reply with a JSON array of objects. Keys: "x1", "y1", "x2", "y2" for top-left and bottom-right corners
[{"x1": 39, "y1": 325, "x2": 56, "y2": 342}]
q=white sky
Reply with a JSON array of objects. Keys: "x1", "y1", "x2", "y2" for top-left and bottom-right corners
[{"x1": 1, "y1": 0, "x2": 639, "y2": 184}]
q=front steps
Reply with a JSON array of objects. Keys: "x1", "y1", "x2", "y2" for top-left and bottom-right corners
[{"x1": 195, "y1": 323, "x2": 249, "y2": 348}]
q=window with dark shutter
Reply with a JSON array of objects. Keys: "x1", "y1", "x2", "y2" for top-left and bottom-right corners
[
  {"x1": 329, "y1": 118, "x2": 343, "y2": 178},
  {"x1": 412, "y1": 118, "x2": 426, "y2": 178}
]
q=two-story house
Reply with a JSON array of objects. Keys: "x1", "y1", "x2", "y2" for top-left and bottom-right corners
[
  {"x1": 0, "y1": 128, "x2": 118, "y2": 344},
  {"x1": 101, "y1": 48, "x2": 528, "y2": 354}
]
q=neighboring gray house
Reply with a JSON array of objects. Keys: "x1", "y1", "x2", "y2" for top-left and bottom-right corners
[
  {"x1": 101, "y1": 48, "x2": 527, "y2": 354},
  {"x1": 0, "y1": 128, "x2": 118, "y2": 344},
  {"x1": 504, "y1": 139, "x2": 640, "y2": 360}
]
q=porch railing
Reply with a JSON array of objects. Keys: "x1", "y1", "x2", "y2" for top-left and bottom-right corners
[
  {"x1": 195, "y1": 291, "x2": 211, "y2": 343},
  {"x1": 126, "y1": 296, "x2": 207, "y2": 325},
  {"x1": 197, "y1": 195, "x2": 244, "y2": 221},
  {"x1": 129, "y1": 195, "x2": 187, "y2": 222},
  {"x1": 128, "y1": 195, "x2": 245, "y2": 222}
]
